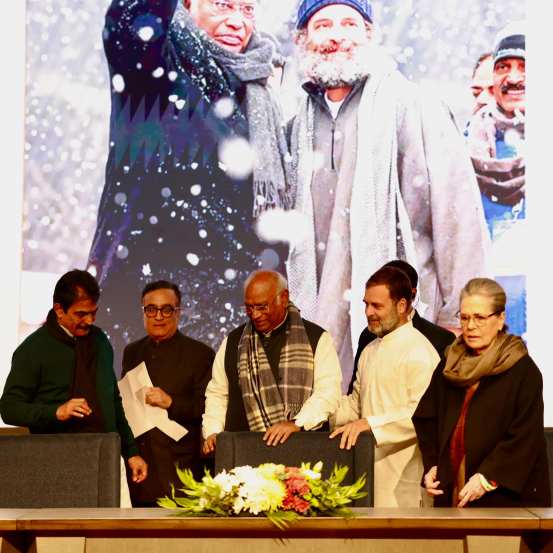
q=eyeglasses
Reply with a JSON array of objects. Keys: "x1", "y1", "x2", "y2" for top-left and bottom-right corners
[
  {"x1": 143, "y1": 305, "x2": 180, "y2": 318},
  {"x1": 242, "y1": 293, "x2": 280, "y2": 315},
  {"x1": 209, "y1": 0, "x2": 257, "y2": 19},
  {"x1": 457, "y1": 310, "x2": 502, "y2": 328}
]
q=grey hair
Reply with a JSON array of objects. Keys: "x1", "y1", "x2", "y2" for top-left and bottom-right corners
[
  {"x1": 460, "y1": 278, "x2": 507, "y2": 314},
  {"x1": 243, "y1": 270, "x2": 288, "y2": 293}
]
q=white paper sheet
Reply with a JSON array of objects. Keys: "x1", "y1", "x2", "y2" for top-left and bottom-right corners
[{"x1": 118, "y1": 362, "x2": 188, "y2": 441}]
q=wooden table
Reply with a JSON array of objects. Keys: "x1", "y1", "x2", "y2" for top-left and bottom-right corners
[
  {"x1": 526, "y1": 509, "x2": 553, "y2": 553},
  {"x1": 1, "y1": 508, "x2": 551, "y2": 553}
]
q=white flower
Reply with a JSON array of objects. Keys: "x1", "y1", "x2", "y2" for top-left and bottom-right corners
[
  {"x1": 300, "y1": 468, "x2": 321, "y2": 480},
  {"x1": 300, "y1": 461, "x2": 323, "y2": 480},
  {"x1": 211, "y1": 465, "x2": 287, "y2": 515},
  {"x1": 231, "y1": 465, "x2": 257, "y2": 484},
  {"x1": 213, "y1": 471, "x2": 240, "y2": 495},
  {"x1": 257, "y1": 463, "x2": 284, "y2": 479},
  {"x1": 240, "y1": 474, "x2": 286, "y2": 514},
  {"x1": 233, "y1": 496, "x2": 246, "y2": 514}
]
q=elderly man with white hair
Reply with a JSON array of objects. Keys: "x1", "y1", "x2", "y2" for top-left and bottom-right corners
[
  {"x1": 202, "y1": 270, "x2": 342, "y2": 452},
  {"x1": 287, "y1": 0, "x2": 489, "y2": 378}
]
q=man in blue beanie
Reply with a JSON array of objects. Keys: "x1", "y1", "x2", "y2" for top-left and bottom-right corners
[{"x1": 287, "y1": 0, "x2": 489, "y2": 381}]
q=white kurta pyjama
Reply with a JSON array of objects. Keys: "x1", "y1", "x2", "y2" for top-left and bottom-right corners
[{"x1": 333, "y1": 322, "x2": 440, "y2": 507}]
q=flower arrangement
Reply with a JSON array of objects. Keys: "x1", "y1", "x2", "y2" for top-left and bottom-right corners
[{"x1": 158, "y1": 462, "x2": 367, "y2": 529}]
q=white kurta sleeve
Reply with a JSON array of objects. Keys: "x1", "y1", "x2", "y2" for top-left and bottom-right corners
[
  {"x1": 331, "y1": 347, "x2": 367, "y2": 429},
  {"x1": 368, "y1": 349, "x2": 438, "y2": 447},
  {"x1": 294, "y1": 331, "x2": 343, "y2": 430},
  {"x1": 201, "y1": 337, "x2": 229, "y2": 438}
]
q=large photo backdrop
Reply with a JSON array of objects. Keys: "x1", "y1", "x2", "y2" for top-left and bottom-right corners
[{"x1": 21, "y1": 0, "x2": 525, "y2": 385}]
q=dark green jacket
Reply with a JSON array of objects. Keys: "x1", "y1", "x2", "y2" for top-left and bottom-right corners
[{"x1": 0, "y1": 326, "x2": 138, "y2": 458}]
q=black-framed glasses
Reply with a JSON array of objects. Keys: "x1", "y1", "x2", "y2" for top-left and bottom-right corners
[
  {"x1": 456, "y1": 310, "x2": 502, "y2": 328},
  {"x1": 143, "y1": 305, "x2": 180, "y2": 318}
]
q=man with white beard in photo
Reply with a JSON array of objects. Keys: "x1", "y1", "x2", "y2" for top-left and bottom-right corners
[{"x1": 286, "y1": 0, "x2": 490, "y2": 378}]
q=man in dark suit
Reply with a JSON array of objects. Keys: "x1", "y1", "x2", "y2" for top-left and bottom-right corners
[
  {"x1": 348, "y1": 260, "x2": 456, "y2": 393},
  {"x1": 122, "y1": 280, "x2": 215, "y2": 506}
]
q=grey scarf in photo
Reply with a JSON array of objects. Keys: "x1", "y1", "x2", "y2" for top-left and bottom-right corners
[{"x1": 175, "y1": 8, "x2": 292, "y2": 216}]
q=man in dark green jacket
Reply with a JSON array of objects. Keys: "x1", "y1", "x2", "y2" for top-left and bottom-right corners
[{"x1": 0, "y1": 269, "x2": 147, "y2": 483}]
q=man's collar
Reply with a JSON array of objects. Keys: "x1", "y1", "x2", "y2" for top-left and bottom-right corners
[{"x1": 148, "y1": 329, "x2": 181, "y2": 347}]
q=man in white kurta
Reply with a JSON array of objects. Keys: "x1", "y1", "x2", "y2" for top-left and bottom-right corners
[{"x1": 331, "y1": 267, "x2": 440, "y2": 507}]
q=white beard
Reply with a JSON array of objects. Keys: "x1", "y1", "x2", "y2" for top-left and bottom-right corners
[{"x1": 299, "y1": 42, "x2": 372, "y2": 88}]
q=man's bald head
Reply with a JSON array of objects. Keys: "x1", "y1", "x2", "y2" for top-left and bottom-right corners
[
  {"x1": 243, "y1": 271, "x2": 289, "y2": 333},
  {"x1": 244, "y1": 270, "x2": 287, "y2": 294}
]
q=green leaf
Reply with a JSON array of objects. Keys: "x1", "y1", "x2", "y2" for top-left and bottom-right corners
[
  {"x1": 157, "y1": 497, "x2": 176, "y2": 509},
  {"x1": 266, "y1": 510, "x2": 300, "y2": 530}
]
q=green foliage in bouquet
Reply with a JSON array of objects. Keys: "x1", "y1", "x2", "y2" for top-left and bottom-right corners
[{"x1": 158, "y1": 461, "x2": 367, "y2": 529}]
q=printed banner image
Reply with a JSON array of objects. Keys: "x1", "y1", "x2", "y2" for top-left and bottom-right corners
[{"x1": 22, "y1": 0, "x2": 526, "y2": 383}]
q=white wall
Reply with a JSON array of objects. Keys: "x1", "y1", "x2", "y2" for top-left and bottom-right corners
[
  {"x1": 0, "y1": 3, "x2": 25, "y2": 389},
  {"x1": 526, "y1": 0, "x2": 553, "y2": 422}
]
